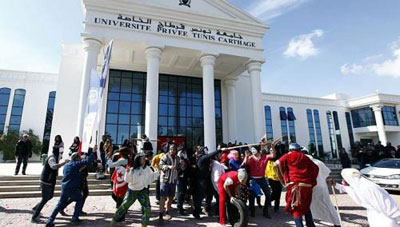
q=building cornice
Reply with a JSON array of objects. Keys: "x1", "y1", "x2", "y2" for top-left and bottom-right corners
[
  {"x1": 262, "y1": 92, "x2": 347, "y2": 108},
  {"x1": 0, "y1": 70, "x2": 58, "y2": 83},
  {"x1": 82, "y1": 0, "x2": 269, "y2": 38}
]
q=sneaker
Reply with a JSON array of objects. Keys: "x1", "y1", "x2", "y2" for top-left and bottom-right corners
[
  {"x1": 22, "y1": 172, "x2": 26, "y2": 175},
  {"x1": 158, "y1": 217, "x2": 164, "y2": 225},
  {"x1": 164, "y1": 213, "x2": 172, "y2": 221},
  {"x1": 192, "y1": 213, "x2": 201, "y2": 220},
  {"x1": 45, "y1": 223, "x2": 55, "y2": 227},
  {"x1": 31, "y1": 216, "x2": 41, "y2": 223},
  {"x1": 60, "y1": 210, "x2": 68, "y2": 216},
  {"x1": 14, "y1": 173, "x2": 18, "y2": 176},
  {"x1": 178, "y1": 208, "x2": 187, "y2": 216},
  {"x1": 80, "y1": 211, "x2": 88, "y2": 216}
]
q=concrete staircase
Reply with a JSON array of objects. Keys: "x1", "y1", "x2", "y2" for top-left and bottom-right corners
[{"x1": 0, "y1": 174, "x2": 112, "y2": 199}]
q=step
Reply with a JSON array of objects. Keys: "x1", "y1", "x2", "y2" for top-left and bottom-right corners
[
  {"x1": 0, "y1": 179, "x2": 109, "y2": 186},
  {"x1": 0, "y1": 189, "x2": 113, "y2": 199},
  {"x1": 0, "y1": 188, "x2": 156, "y2": 199},
  {"x1": 0, "y1": 174, "x2": 108, "y2": 181},
  {"x1": 0, "y1": 184, "x2": 110, "y2": 192}
]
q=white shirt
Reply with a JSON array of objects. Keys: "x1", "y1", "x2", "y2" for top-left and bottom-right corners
[
  {"x1": 124, "y1": 166, "x2": 160, "y2": 191},
  {"x1": 48, "y1": 156, "x2": 58, "y2": 170}
]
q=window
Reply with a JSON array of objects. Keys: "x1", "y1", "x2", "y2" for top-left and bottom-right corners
[
  {"x1": 264, "y1": 106, "x2": 273, "y2": 141},
  {"x1": 0, "y1": 88, "x2": 11, "y2": 134},
  {"x1": 306, "y1": 109, "x2": 315, "y2": 144},
  {"x1": 9, "y1": 89, "x2": 26, "y2": 133},
  {"x1": 351, "y1": 107, "x2": 376, "y2": 128},
  {"x1": 42, "y1": 91, "x2": 56, "y2": 154},
  {"x1": 158, "y1": 74, "x2": 222, "y2": 150},
  {"x1": 333, "y1": 111, "x2": 343, "y2": 151},
  {"x1": 382, "y1": 106, "x2": 399, "y2": 126},
  {"x1": 313, "y1": 110, "x2": 324, "y2": 157},
  {"x1": 345, "y1": 112, "x2": 355, "y2": 146},
  {"x1": 326, "y1": 111, "x2": 337, "y2": 158},
  {"x1": 279, "y1": 107, "x2": 288, "y2": 143},
  {"x1": 105, "y1": 70, "x2": 146, "y2": 145},
  {"x1": 287, "y1": 107, "x2": 296, "y2": 142}
]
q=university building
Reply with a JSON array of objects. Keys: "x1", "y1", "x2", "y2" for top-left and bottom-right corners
[{"x1": 0, "y1": 0, "x2": 399, "y2": 160}]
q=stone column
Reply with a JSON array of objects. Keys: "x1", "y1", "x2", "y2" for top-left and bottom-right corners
[
  {"x1": 371, "y1": 104, "x2": 387, "y2": 145},
  {"x1": 200, "y1": 55, "x2": 217, "y2": 151},
  {"x1": 224, "y1": 78, "x2": 238, "y2": 142},
  {"x1": 76, "y1": 38, "x2": 102, "y2": 137},
  {"x1": 144, "y1": 47, "x2": 163, "y2": 148},
  {"x1": 247, "y1": 61, "x2": 265, "y2": 142}
]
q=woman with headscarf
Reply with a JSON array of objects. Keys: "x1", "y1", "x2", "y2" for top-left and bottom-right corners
[
  {"x1": 228, "y1": 150, "x2": 242, "y2": 171},
  {"x1": 112, "y1": 153, "x2": 159, "y2": 227},
  {"x1": 332, "y1": 168, "x2": 400, "y2": 227}
]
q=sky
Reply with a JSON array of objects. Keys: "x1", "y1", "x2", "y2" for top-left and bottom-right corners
[{"x1": 0, "y1": 0, "x2": 399, "y2": 98}]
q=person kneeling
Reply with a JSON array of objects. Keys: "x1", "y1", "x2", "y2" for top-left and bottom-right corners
[{"x1": 218, "y1": 169, "x2": 248, "y2": 227}]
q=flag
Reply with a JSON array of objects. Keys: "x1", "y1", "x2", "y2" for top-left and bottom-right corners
[
  {"x1": 82, "y1": 40, "x2": 114, "y2": 151},
  {"x1": 94, "y1": 40, "x2": 113, "y2": 144},
  {"x1": 81, "y1": 68, "x2": 101, "y2": 152}
]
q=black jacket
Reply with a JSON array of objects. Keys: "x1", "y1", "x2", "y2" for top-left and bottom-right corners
[
  {"x1": 15, "y1": 140, "x2": 32, "y2": 157},
  {"x1": 195, "y1": 150, "x2": 219, "y2": 179}
]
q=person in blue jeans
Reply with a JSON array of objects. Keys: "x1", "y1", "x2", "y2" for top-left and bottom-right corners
[{"x1": 45, "y1": 148, "x2": 95, "y2": 227}]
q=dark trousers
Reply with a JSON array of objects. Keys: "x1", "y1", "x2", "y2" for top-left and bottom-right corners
[
  {"x1": 112, "y1": 193, "x2": 124, "y2": 209},
  {"x1": 110, "y1": 168, "x2": 115, "y2": 188},
  {"x1": 193, "y1": 178, "x2": 208, "y2": 215},
  {"x1": 205, "y1": 180, "x2": 219, "y2": 214},
  {"x1": 206, "y1": 184, "x2": 219, "y2": 216},
  {"x1": 294, "y1": 210, "x2": 315, "y2": 227},
  {"x1": 249, "y1": 177, "x2": 271, "y2": 213},
  {"x1": 47, "y1": 187, "x2": 84, "y2": 224},
  {"x1": 15, "y1": 155, "x2": 28, "y2": 174},
  {"x1": 177, "y1": 177, "x2": 187, "y2": 209},
  {"x1": 156, "y1": 178, "x2": 160, "y2": 201},
  {"x1": 269, "y1": 179, "x2": 282, "y2": 210},
  {"x1": 32, "y1": 183, "x2": 55, "y2": 218},
  {"x1": 64, "y1": 178, "x2": 89, "y2": 211}
]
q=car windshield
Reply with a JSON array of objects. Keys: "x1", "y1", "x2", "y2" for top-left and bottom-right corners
[{"x1": 373, "y1": 159, "x2": 400, "y2": 169}]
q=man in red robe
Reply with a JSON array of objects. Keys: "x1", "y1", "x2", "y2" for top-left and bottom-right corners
[
  {"x1": 275, "y1": 143, "x2": 319, "y2": 227},
  {"x1": 217, "y1": 169, "x2": 248, "y2": 226}
]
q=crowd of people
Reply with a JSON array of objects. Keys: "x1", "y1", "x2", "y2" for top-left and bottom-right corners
[
  {"x1": 350, "y1": 141, "x2": 400, "y2": 169},
  {"x1": 20, "y1": 133, "x2": 400, "y2": 227}
]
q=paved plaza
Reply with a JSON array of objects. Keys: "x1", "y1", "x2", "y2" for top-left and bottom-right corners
[{"x1": 1, "y1": 163, "x2": 399, "y2": 226}]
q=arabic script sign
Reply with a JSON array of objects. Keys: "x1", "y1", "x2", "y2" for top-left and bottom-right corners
[{"x1": 92, "y1": 14, "x2": 257, "y2": 48}]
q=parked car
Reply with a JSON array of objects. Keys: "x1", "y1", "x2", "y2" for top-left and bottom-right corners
[{"x1": 361, "y1": 158, "x2": 400, "y2": 191}]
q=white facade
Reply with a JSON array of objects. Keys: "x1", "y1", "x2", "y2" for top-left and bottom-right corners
[
  {"x1": 263, "y1": 92, "x2": 400, "y2": 158},
  {"x1": 0, "y1": 70, "x2": 57, "y2": 139}
]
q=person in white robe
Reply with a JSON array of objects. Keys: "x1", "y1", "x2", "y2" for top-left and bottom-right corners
[
  {"x1": 307, "y1": 155, "x2": 341, "y2": 227},
  {"x1": 334, "y1": 168, "x2": 400, "y2": 227}
]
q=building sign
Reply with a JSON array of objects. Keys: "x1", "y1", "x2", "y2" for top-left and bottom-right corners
[{"x1": 93, "y1": 14, "x2": 257, "y2": 48}]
